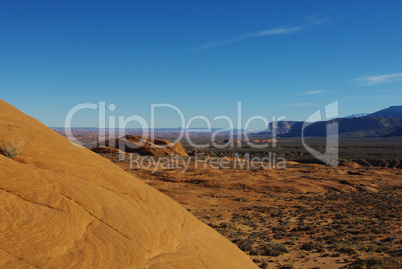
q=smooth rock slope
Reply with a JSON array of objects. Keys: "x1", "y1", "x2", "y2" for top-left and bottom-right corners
[{"x1": 0, "y1": 99, "x2": 257, "y2": 269}]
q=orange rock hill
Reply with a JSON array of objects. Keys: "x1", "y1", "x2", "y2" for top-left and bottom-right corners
[{"x1": 0, "y1": 99, "x2": 257, "y2": 269}]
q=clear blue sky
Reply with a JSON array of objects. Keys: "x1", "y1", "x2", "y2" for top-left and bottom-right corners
[{"x1": 1, "y1": 1, "x2": 401, "y2": 128}]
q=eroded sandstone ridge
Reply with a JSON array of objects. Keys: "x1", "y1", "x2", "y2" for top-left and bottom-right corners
[
  {"x1": 0, "y1": 99, "x2": 257, "y2": 269},
  {"x1": 92, "y1": 135, "x2": 188, "y2": 157}
]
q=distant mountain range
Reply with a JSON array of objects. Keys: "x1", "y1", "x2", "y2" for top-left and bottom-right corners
[
  {"x1": 343, "y1": 113, "x2": 369, "y2": 118},
  {"x1": 367, "y1": 105, "x2": 402, "y2": 117},
  {"x1": 259, "y1": 106, "x2": 402, "y2": 138}
]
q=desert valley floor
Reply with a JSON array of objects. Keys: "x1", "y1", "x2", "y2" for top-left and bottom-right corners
[
  {"x1": 2, "y1": 100, "x2": 402, "y2": 268},
  {"x1": 95, "y1": 151, "x2": 402, "y2": 269}
]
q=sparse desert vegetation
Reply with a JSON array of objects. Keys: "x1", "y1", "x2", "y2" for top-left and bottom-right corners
[
  {"x1": 92, "y1": 143, "x2": 402, "y2": 268},
  {"x1": 0, "y1": 138, "x2": 25, "y2": 159},
  {"x1": 3, "y1": 1, "x2": 402, "y2": 268},
  {"x1": 0, "y1": 100, "x2": 258, "y2": 268}
]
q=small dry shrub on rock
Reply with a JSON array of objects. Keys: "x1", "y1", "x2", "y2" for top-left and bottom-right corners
[{"x1": 0, "y1": 139, "x2": 25, "y2": 159}]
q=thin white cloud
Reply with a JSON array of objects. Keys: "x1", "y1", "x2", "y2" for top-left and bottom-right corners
[
  {"x1": 258, "y1": 26, "x2": 304, "y2": 36},
  {"x1": 302, "y1": 90, "x2": 327, "y2": 95},
  {"x1": 355, "y1": 73, "x2": 402, "y2": 86},
  {"x1": 194, "y1": 15, "x2": 329, "y2": 51},
  {"x1": 194, "y1": 26, "x2": 303, "y2": 51},
  {"x1": 307, "y1": 14, "x2": 331, "y2": 25}
]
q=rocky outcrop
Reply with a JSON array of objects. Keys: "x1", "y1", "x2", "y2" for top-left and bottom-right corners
[
  {"x1": 95, "y1": 135, "x2": 188, "y2": 157},
  {"x1": 0, "y1": 99, "x2": 257, "y2": 269}
]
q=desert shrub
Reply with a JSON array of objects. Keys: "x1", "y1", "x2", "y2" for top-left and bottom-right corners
[
  {"x1": 278, "y1": 265, "x2": 295, "y2": 269},
  {"x1": 301, "y1": 242, "x2": 323, "y2": 251},
  {"x1": 235, "y1": 197, "x2": 251, "y2": 202},
  {"x1": 0, "y1": 139, "x2": 25, "y2": 159},
  {"x1": 273, "y1": 233, "x2": 284, "y2": 239},
  {"x1": 292, "y1": 224, "x2": 313, "y2": 231},
  {"x1": 250, "y1": 249, "x2": 260, "y2": 255},
  {"x1": 263, "y1": 241, "x2": 289, "y2": 256},
  {"x1": 337, "y1": 245, "x2": 357, "y2": 254},
  {"x1": 346, "y1": 257, "x2": 402, "y2": 269},
  {"x1": 382, "y1": 236, "x2": 397, "y2": 242},
  {"x1": 238, "y1": 242, "x2": 253, "y2": 252}
]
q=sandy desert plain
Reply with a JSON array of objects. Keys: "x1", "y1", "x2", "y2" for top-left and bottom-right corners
[
  {"x1": 64, "y1": 129, "x2": 402, "y2": 269},
  {"x1": 1, "y1": 101, "x2": 402, "y2": 269}
]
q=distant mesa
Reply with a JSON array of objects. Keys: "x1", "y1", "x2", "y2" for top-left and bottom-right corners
[
  {"x1": 258, "y1": 105, "x2": 402, "y2": 138},
  {"x1": 259, "y1": 121, "x2": 299, "y2": 136},
  {"x1": 281, "y1": 117, "x2": 402, "y2": 138},
  {"x1": 0, "y1": 99, "x2": 256, "y2": 268},
  {"x1": 91, "y1": 135, "x2": 188, "y2": 157},
  {"x1": 366, "y1": 105, "x2": 402, "y2": 118}
]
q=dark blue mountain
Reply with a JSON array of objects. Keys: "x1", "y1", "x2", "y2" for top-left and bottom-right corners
[{"x1": 367, "y1": 106, "x2": 402, "y2": 118}]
